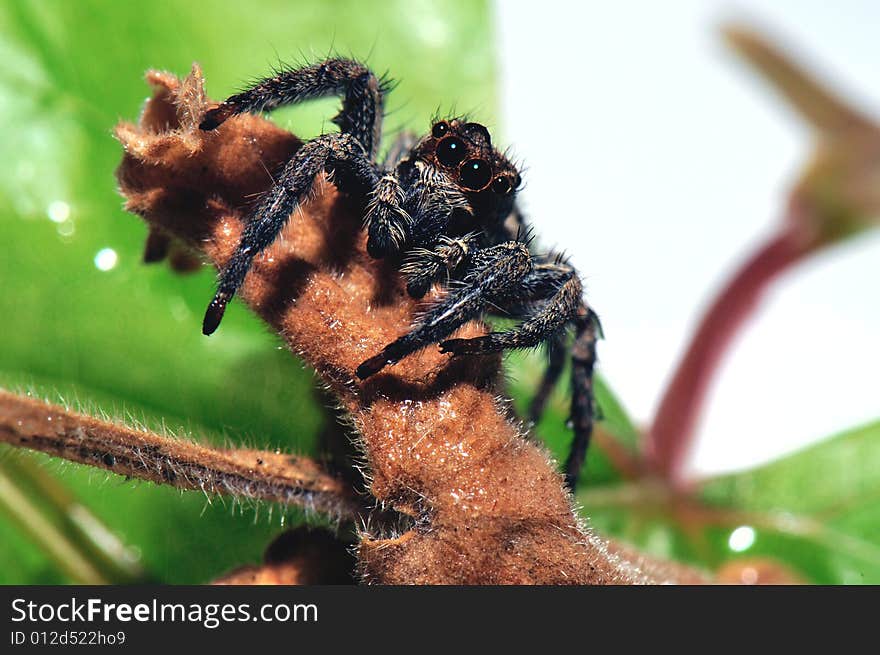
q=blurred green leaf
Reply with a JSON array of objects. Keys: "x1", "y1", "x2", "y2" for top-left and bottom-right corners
[
  {"x1": 701, "y1": 420, "x2": 880, "y2": 515},
  {"x1": 578, "y1": 420, "x2": 880, "y2": 584},
  {"x1": 0, "y1": 0, "x2": 496, "y2": 583},
  {"x1": 698, "y1": 419, "x2": 880, "y2": 583}
]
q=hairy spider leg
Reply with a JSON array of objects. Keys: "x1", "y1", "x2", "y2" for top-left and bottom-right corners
[
  {"x1": 202, "y1": 134, "x2": 378, "y2": 334},
  {"x1": 358, "y1": 132, "x2": 426, "y2": 259},
  {"x1": 564, "y1": 306, "x2": 599, "y2": 490},
  {"x1": 527, "y1": 329, "x2": 568, "y2": 426},
  {"x1": 437, "y1": 260, "x2": 596, "y2": 491},
  {"x1": 363, "y1": 173, "x2": 411, "y2": 258},
  {"x1": 438, "y1": 261, "x2": 583, "y2": 355},
  {"x1": 200, "y1": 58, "x2": 387, "y2": 159},
  {"x1": 400, "y1": 233, "x2": 480, "y2": 299},
  {"x1": 500, "y1": 202, "x2": 600, "y2": 490},
  {"x1": 355, "y1": 241, "x2": 533, "y2": 379},
  {"x1": 198, "y1": 59, "x2": 388, "y2": 334}
]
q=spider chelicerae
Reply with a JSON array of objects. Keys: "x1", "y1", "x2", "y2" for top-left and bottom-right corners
[{"x1": 198, "y1": 58, "x2": 599, "y2": 490}]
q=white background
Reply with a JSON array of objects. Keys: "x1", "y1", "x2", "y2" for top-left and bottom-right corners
[{"x1": 495, "y1": 0, "x2": 880, "y2": 477}]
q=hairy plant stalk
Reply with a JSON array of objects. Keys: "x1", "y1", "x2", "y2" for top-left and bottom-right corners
[
  {"x1": 0, "y1": 390, "x2": 360, "y2": 520},
  {"x1": 108, "y1": 65, "x2": 702, "y2": 584}
]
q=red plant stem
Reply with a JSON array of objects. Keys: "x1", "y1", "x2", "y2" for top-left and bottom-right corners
[{"x1": 647, "y1": 221, "x2": 814, "y2": 487}]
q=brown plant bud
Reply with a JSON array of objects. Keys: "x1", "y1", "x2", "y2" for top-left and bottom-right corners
[
  {"x1": 213, "y1": 528, "x2": 354, "y2": 585},
  {"x1": 113, "y1": 64, "x2": 699, "y2": 584},
  {"x1": 723, "y1": 23, "x2": 880, "y2": 249}
]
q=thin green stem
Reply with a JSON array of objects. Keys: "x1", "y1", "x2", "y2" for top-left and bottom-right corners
[
  {"x1": 0, "y1": 457, "x2": 113, "y2": 584},
  {"x1": 3, "y1": 455, "x2": 146, "y2": 582}
]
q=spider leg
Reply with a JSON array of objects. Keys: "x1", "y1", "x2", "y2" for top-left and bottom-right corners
[
  {"x1": 364, "y1": 173, "x2": 411, "y2": 258},
  {"x1": 203, "y1": 132, "x2": 378, "y2": 334},
  {"x1": 527, "y1": 328, "x2": 568, "y2": 427},
  {"x1": 355, "y1": 241, "x2": 532, "y2": 379},
  {"x1": 362, "y1": 132, "x2": 424, "y2": 257},
  {"x1": 439, "y1": 261, "x2": 582, "y2": 355},
  {"x1": 564, "y1": 305, "x2": 599, "y2": 490},
  {"x1": 399, "y1": 233, "x2": 480, "y2": 298},
  {"x1": 200, "y1": 59, "x2": 387, "y2": 159},
  {"x1": 439, "y1": 260, "x2": 598, "y2": 491}
]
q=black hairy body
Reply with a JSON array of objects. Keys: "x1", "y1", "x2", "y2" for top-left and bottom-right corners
[{"x1": 199, "y1": 59, "x2": 599, "y2": 490}]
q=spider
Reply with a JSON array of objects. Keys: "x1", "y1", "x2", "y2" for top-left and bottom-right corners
[{"x1": 198, "y1": 59, "x2": 599, "y2": 490}]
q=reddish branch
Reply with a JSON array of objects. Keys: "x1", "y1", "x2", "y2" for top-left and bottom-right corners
[
  {"x1": 647, "y1": 220, "x2": 813, "y2": 486},
  {"x1": 648, "y1": 24, "x2": 880, "y2": 486}
]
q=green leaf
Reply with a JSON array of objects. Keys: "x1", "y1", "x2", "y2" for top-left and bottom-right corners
[
  {"x1": 698, "y1": 420, "x2": 880, "y2": 583},
  {"x1": 700, "y1": 420, "x2": 880, "y2": 515},
  {"x1": 577, "y1": 421, "x2": 880, "y2": 584},
  {"x1": 0, "y1": 0, "x2": 496, "y2": 583}
]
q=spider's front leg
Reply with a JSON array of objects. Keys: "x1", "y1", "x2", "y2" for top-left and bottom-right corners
[
  {"x1": 439, "y1": 258, "x2": 598, "y2": 491},
  {"x1": 202, "y1": 133, "x2": 378, "y2": 334},
  {"x1": 363, "y1": 174, "x2": 412, "y2": 258},
  {"x1": 355, "y1": 241, "x2": 533, "y2": 379},
  {"x1": 363, "y1": 156, "x2": 472, "y2": 262},
  {"x1": 199, "y1": 58, "x2": 386, "y2": 159},
  {"x1": 198, "y1": 58, "x2": 389, "y2": 333},
  {"x1": 400, "y1": 233, "x2": 481, "y2": 298}
]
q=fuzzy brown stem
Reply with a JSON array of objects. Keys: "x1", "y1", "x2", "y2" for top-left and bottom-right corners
[
  {"x1": 112, "y1": 65, "x2": 703, "y2": 584},
  {"x1": 0, "y1": 390, "x2": 360, "y2": 519}
]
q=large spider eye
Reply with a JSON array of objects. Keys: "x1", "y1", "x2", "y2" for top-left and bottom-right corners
[
  {"x1": 432, "y1": 122, "x2": 449, "y2": 138},
  {"x1": 459, "y1": 159, "x2": 492, "y2": 191},
  {"x1": 436, "y1": 136, "x2": 467, "y2": 167},
  {"x1": 491, "y1": 176, "x2": 511, "y2": 194}
]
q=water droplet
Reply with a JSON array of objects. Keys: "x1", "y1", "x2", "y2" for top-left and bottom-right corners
[
  {"x1": 728, "y1": 525, "x2": 756, "y2": 552},
  {"x1": 47, "y1": 201, "x2": 70, "y2": 223},
  {"x1": 94, "y1": 248, "x2": 118, "y2": 271}
]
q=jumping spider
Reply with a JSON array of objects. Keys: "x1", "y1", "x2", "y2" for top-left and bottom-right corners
[{"x1": 199, "y1": 59, "x2": 599, "y2": 490}]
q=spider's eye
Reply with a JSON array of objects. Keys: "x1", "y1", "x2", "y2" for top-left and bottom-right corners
[
  {"x1": 436, "y1": 136, "x2": 467, "y2": 167},
  {"x1": 432, "y1": 122, "x2": 449, "y2": 138},
  {"x1": 512, "y1": 173, "x2": 522, "y2": 189},
  {"x1": 459, "y1": 159, "x2": 492, "y2": 191},
  {"x1": 491, "y1": 176, "x2": 511, "y2": 194}
]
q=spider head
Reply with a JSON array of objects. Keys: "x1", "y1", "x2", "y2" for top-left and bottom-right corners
[{"x1": 421, "y1": 119, "x2": 521, "y2": 198}]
